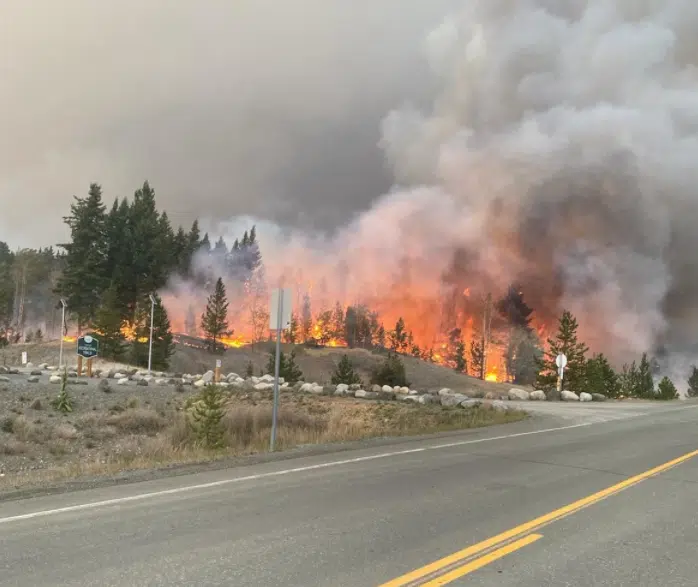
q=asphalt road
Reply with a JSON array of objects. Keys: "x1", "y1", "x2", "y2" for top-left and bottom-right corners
[{"x1": 2, "y1": 401, "x2": 698, "y2": 586}]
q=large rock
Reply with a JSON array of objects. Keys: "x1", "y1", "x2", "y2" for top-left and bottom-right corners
[
  {"x1": 579, "y1": 392, "x2": 593, "y2": 402},
  {"x1": 136, "y1": 379, "x2": 149, "y2": 387},
  {"x1": 561, "y1": 390, "x2": 580, "y2": 402},
  {"x1": 349, "y1": 383, "x2": 362, "y2": 391},
  {"x1": 193, "y1": 379, "x2": 206, "y2": 388},
  {"x1": 355, "y1": 390, "x2": 379, "y2": 400},
  {"x1": 27, "y1": 376, "x2": 39, "y2": 383},
  {"x1": 440, "y1": 394, "x2": 467, "y2": 407},
  {"x1": 48, "y1": 375, "x2": 62, "y2": 384},
  {"x1": 254, "y1": 382, "x2": 273, "y2": 391},
  {"x1": 382, "y1": 385, "x2": 393, "y2": 393},
  {"x1": 461, "y1": 399, "x2": 483, "y2": 408},
  {"x1": 530, "y1": 390, "x2": 547, "y2": 401},
  {"x1": 484, "y1": 391, "x2": 501, "y2": 400},
  {"x1": 117, "y1": 377, "x2": 130, "y2": 386},
  {"x1": 508, "y1": 388, "x2": 530, "y2": 401},
  {"x1": 201, "y1": 370, "x2": 215, "y2": 384},
  {"x1": 398, "y1": 386, "x2": 410, "y2": 394},
  {"x1": 418, "y1": 394, "x2": 435, "y2": 405},
  {"x1": 371, "y1": 384, "x2": 382, "y2": 393},
  {"x1": 438, "y1": 388, "x2": 454, "y2": 396},
  {"x1": 260, "y1": 374, "x2": 274, "y2": 383},
  {"x1": 490, "y1": 400, "x2": 509, "y2": 412},
  {"x1": 300, "y1": 382, "x2": 315, "y2": 393},
  {"x1": 98, "y1": 379, "x2": 112, "y2": 393},
  {"x1": 113, "y1": 372, "x2": 126, "y2": 380},
  {"x1": 591, "y1": 393, "x2": 607, "y2": 402},
  {"x1": 377, "y1": 391, "x2": 396, "y2": 401},
  {"x1": 335, "y1": 383, "x2": 349, "y2": 394},
  {"x1": 310, "y1": 384, "x2": 324, "y2": 395},
  {"x1": 38, "y1": 363, "x2": 48, "y2": 370}
]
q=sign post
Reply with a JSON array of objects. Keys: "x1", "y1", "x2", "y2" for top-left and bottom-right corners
[
  {"x1": 215, "y1": 359, "x2": 222, "y2": 384},
  {"x1": 77, "y1": 335, "x2": 99, "y2": 378},
  {"x1": 555, "y1": 353, "x2": 568, "y2": 392},
  {"x1": 58, "y1": 298, "x2": 67, "y2": 369},
  {"x1": 269, "y1": 287, "x2": 292, "y2": 451}
]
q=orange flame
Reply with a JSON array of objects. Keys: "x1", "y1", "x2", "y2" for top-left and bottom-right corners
[{"x1": 219, "y1": 335, "x2": 248, "y2": 348}]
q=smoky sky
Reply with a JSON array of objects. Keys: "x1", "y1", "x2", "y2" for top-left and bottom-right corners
[{"x1": 0, "y1": 0, "x2": 462, "y2": 248}]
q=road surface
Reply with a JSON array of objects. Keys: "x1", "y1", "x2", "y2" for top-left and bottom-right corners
[{"x1": 2, "y1": 401, "x2": 698, "y2": 586}]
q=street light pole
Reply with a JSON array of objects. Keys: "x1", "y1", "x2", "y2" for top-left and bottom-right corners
[
  {"x1": 148, "y1": 294, "x2": 156, "y2": 374},
  {"x1": 58, "y1": 299, "x2": 67, "y2": 369}
]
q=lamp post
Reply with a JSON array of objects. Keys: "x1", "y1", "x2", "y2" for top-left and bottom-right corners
[
  {"x1": 148, "y1": 294, "x2": 156, "y2": 374},
  {"x1": 58, "y1": 299, "x2": 67, "y2": 369}
]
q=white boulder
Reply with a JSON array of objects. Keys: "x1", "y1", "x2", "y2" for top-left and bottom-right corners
[
  {"x1": 579, "y1": 392, "x2": 593, "y2": 402},
  {"x1": 530, "y1": 390, "x2": 547, "y2": 401},
  {"x1": 254, "y1": 382, "x2": 273, "y2": 391},
  {"x1": 49, "y1": 375, "x2": 62, "y2": 384},
  {"x1": 561, "y1": 390, "x2": 580, "y2": 401},
  {"x1": 438, "y1": 388, "x2": 454, "y2": 396},
  {"x1": 201, "y1": 370, "x2": 214, "y2": 384},
  {"x1": 382, "y1": 385, "x2": 393, "y2": 393},
  {"x1": 193, "y1": 379, "x2": 206, "y2": 388},
  {"x1": 117, "y1": 377, "x2": 130, "y2": 386},
  {"x1": 335, "y1": 383, "x2": 349, "y2": 393},
  {"x1": 508, "y1": 388, "x2": 530, "y2": 401}
]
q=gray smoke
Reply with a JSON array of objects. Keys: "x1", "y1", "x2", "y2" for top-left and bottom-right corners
[{"x1": 198, "y1": 0, "x2": 698, "y2": 386}]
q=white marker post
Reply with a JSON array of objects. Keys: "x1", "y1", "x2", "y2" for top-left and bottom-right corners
[
  {"x1": 269, "y1": 287, "x2": 292, "y2": 451},
  {"x1": 555, "y1": 353, "x2": 568, "y2": 392},
  {"x1": 58, "y1": 298, "x2": 67, "y2": 369}
]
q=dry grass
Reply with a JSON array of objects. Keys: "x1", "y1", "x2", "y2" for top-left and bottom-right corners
[{"x1": 0, "y1": 392, "x2": 526, "y2": 492}]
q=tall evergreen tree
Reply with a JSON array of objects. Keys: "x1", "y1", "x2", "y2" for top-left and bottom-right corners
[
  {"x1": 92, "y1": 283, "x2": 126, "y2": 360},
  {"x1": 536, "y1": 310, "x2": 588, "y2": 391},
  {"x1": 201, "y1": 277, "x2": 229, "y2": 353},
  {"x1": 331, "y1": 302, "x2": 345, "y2": 342},
  {"x1": 389, "y1": 317, "x2": 408, "y2": 352},
  {"x1": 497, "y1": 285, "x2": 540, "y2": 383},
  {"x1": 657, "y1": 376, "x2": 678, "y2": 400},
  {"x1": 129, "y1": 293, "x2": 175, "y2": 370},
  {"x1": 56, "y1": 183, "x2": 108, "y2": 330},
  {"x1": 688, "y1": 366, "x2": 698, "y2": 398},
  {"x1": 470, "y1": 339, "x2": 485, "y2": 379},
  {"x1": 585, "y1": 353, "x2": 620, "y2": 398},
  {"x1": 0, "y1": 241, "x2": 14, "y2": 330},
  {"x1": 301, "y1": 293, "x2": 312, "y2": 341},
  {"x1": 635, "y1": 353, "x2": 655, "y2": 398}
]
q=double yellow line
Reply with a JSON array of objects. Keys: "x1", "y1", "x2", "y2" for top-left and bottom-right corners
[{"x1": 380, "y1": 447, "x2": 698, "y2": 586}]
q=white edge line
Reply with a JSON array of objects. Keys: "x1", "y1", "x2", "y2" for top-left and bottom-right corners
[{"x1": 0, "y1": 422, "x2": 597, "y2": 525}]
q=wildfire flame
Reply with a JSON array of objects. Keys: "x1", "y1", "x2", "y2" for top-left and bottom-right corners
[{"x1": 219, "y1": 335, "x2": 248, "y2": 348}]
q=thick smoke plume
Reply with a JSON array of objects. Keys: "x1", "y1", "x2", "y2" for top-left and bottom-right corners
[{"x1": 164, "y1": 0, "x2": 698, "y2": 383}]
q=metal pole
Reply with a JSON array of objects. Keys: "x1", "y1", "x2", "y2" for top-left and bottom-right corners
[
  {"x1": 58, "y1": 300, "x2": 66, "y2": 369},
  {"x1": 270, "y1": 288, "x2": 284, "y2": 451},
  {"x1": 148, "y1": 295, "x2": 155, "y2": 374}
]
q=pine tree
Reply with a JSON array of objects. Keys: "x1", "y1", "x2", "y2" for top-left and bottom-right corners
[
  {"x1": 331, "y1": 354, "x2": 362, "y2": 385},
  {"x1": 0, "y1": 241, "x2": 14, "y2": 331},
  {"x1": 584, "y1": 353, "x2": 620, "y2": 398},
  {"x1": 470, "y1": 339, "x2": 485, "y2": 379},
  {"x1": 509, "y1": 329, "x2": 542, "y2": 385},
  {"x1": 635, "y1": 353, "x2": 655, "y2": 398},
  {"x1": 128, "y1": 294, "x2": 174, "y2": 370},
  {"x1": 201, "y1": 277, "x2": 229, "y2": 353},
  {"x1": 245, "y1": 361, "x2": 254, "y2": 378},
  {"x1": 34, "y1": 328, "x2": 43, "y2": 342},
  {"x1": 93, "y1": 283, "x2": 126, "y2": 360},
  {"x1": 688, "y1": 366, "x2": 698, "y2": 398},
  {"x1": 619, "y1": 361, "x2": 639, "y2": 397},
  {"x1": 184, "y1": 305, "x2": 197, "y2": 336},
  {"x1": 371, "y1": 353, "x2": 409, "y2": 387},
  {"x1": 56, "y1": 183, "x2": 108, "y2": 330},
  {"x1": 389, "y1": 317, "x2": 408, "y2": 352},
  {"x1": 453, "y1": 340, "x2": 467, "y2": 373},
  {"x1": 657, "y1": 376, "x2": 678, "y2": 400},
  {"x1": 301, "y1": 293, "x2": 312, "y2": 342},
  {"x1": 536, "y1": 310, "x2": 588, "y2": 391},
  {"x1": 283, "y1": 313, "x2": 299, "y2": 344},
  {"x1": 190, "y1": 386, "x2": 226, "y2": 449},
  {"x1": 266, "y1": 350, "x2": 304, "y2": 384},
  {"x1": 331, "y1": 302, "x2": 345, "y2": 342},
  {"x1": 376, "y1": 325, "x2": 386, "y2": 349}
]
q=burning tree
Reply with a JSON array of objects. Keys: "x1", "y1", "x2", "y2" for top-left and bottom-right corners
[
  {"x1": 130, "y1": 293, "x2": 175, "y2": 370},
  {"x1": 201, "y1": 277, "x2": 229, "y2": 353}
]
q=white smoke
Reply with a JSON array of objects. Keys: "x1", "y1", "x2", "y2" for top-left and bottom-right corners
[{"x1": 166, "y1": 0, "x2": 698, "y2": 384}]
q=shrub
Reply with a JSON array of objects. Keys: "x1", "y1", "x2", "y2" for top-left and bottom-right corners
[
  {"x1": 266, "y1": 350, "x2": 303, "y2": 384},
  {"x1": 370, "y1": 353, "x2": 409, "y2": 387},
  {"x1": 657, "y1": 376, "x2": 678, "y2": 400},
  {"x1": 331, "y1": 354, "x2": 362, "y2": 386}
]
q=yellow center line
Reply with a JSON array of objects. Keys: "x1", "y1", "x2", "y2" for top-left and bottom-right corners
[
  {"x1": 420, "y1": 533, "x2": 543, "y2": 586},
  {"x1": 379, "y1": 447, "x2": 698, "y2": 587}
]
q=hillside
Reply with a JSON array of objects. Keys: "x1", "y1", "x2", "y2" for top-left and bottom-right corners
[{"x1": 1, "y1": 340, "x2": 518, "y2": 396}]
